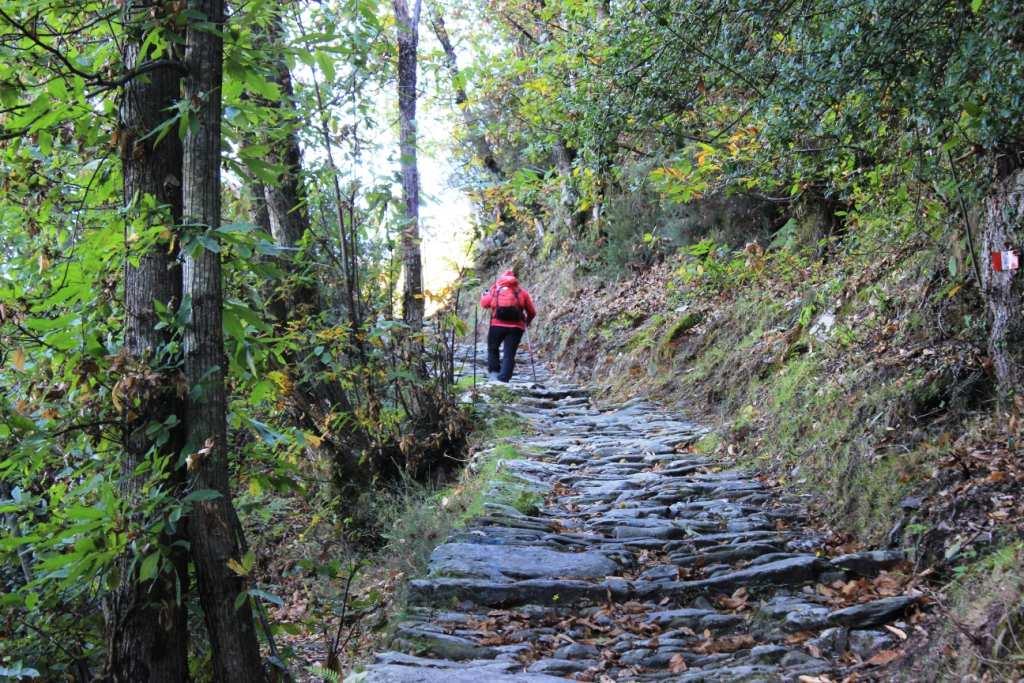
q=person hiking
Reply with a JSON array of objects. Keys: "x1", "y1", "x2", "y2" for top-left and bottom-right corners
[{"x1": 480, "y1": 269, "x2": 537, "y2": 382}]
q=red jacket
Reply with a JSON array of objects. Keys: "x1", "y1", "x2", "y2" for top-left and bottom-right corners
[{"x1": 480, "y1": 271, "x2": 537, "y2": 330}]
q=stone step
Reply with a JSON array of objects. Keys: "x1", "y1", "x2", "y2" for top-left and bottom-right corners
[{"x1": 359, "y1": 356, "x2": 917, "y2": 682}]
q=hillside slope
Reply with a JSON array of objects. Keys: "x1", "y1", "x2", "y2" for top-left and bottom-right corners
[{"x1": 473, "y1": 223, "x2": 1023, "y2": 679}]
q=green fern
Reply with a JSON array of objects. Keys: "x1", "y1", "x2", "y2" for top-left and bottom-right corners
[{"x1": 306, "y1": 665, "x2": 342, "y2": 683}]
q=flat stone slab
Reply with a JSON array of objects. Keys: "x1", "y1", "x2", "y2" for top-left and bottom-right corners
[
  {"x1": 408, "y1": 577, "x2": 626, "y2": 607},
  {"x1": 830, "y1": 549, "x2": 906, "y2": 576},
  {"x1": 359, "y1": 653, "x2": 570, "y2": 682},
  {"x1": 646, "y1": 607, "x2": 743, "y2": 631},
  {"x1": 430, "y1": 542, "x2": 618, "y2": 581},
  {"x1": 828, "y1": 595, "x2": 918, "y2": 628},
  {"x1": 665, "y1": 556, "x2": 828, "y2": 596}
]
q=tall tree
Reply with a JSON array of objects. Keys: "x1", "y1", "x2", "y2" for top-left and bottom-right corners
[
  {"x1": 105, "y1": 7, "x2": 188, "y2": 681},
  {"x1": 428, "y1": 5, "x2": 503, "y2": 181},
  {"x1": 253, "y1": 9, "x2": 370, "y2": 492},
  {"x1": 181, "y1": 1, "x2": 265, "y2": 679},
  {"x1": 393, "y1": 0, "x2": 424, "y2": 326}
]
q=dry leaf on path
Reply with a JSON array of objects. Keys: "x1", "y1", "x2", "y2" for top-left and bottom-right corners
[
  {"x1": 695, "y1": 633, "x2": 755, "y2": 653},
  {"x1": 718, "y1": 586, "x2": 749, "y2": 611},
  {"x1": 866, "y1": 649, "x2": 900, "y2": 666},
  {"x1": 669, "y1": 653, "x2": 688, "y2": 673},
  {"x1": 884, "y1": 624, "x2": 908, "y2": 641}
]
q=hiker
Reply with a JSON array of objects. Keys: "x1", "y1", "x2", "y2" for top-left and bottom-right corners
[{"x1": 480, "y1": 269, "x2": 537, "y2": 382}]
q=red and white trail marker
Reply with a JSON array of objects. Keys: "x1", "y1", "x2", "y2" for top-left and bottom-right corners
[{"x1": 991, "y1": 250, "x2": 1020, "y2": 272}]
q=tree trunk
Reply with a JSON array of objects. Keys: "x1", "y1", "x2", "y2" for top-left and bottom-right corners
[
  {"x1": 553, "y1": 141, "x2": 585, "y2": 234},
  {"x1": 181, "y1": 2, "x2": 265, "y2": 680},
  {"x1": 980, "y1": 167, "x2": 1024, "y2": 399},
  {"x1": 394, "y1": 0, "x2": 424, "y2": 327},
  {"x1": 259, "y1": 14, "x2": 319, "y2": 320},
  {"x1": 251, "y1": 11, "x2": 370, "y2": 493},
  {"x1": 428, "y1": 7, "x2": 503, "y2": 180},
  {"x1": 105, "y1": 8, "x2": 188, "y2": 680}
]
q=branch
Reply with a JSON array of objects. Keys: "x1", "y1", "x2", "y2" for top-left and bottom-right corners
[
  {"x1": 0, "y1": 113, "x2": 46, "y2": 141},
  {"x1": 499, "y1": 11, "x2": 539, "y2": 45},
  {"x1": 47, "y1": 419, "x2": 121, "y2": 439},
  {"x1": 85, "y1": 59, "x2": 189, "y2": 96},
  {"x1": 0, "y1": 7, "x2": 186, "y2": 93},
  {"x1": 0, "y1": 7, "x2": 96, "y2": 82}
]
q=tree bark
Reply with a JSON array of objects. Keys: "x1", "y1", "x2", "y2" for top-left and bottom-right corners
[
  {"x1": 394, "y1": 0, "x2": 424, "y2": 327},
  {"x1": 105, "y1": 6, "x2": 188, "y2": 680},
  {"x1": 980, "y1": 167, "x2": 1024, "y2": 399},
  {"x1": 181, "y1": 1, "x2": 265, "y2": 680},
  {"x1": 553, "y1": 140, "x2": 586, "y2": 233}
]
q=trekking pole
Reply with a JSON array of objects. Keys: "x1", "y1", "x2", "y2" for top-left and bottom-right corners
[
  {"x1": 525, "y1": 325, "x2": 538, "y2": 384},
  {"x1": 472, "y1": 299, "x2": 479, "y2": 390}
]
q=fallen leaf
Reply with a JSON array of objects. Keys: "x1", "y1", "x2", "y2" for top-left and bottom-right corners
[
  {"x1": 719, "y1": 586, "x2": 749, "y2": 611},
  {"x1": 695, "y1": 633, "x2": 755, "y2": 653},
  {"x1": 988, "y1": 471, "x2": 1008, "y2": 483},
  {"x1": 669, "y1": 653, "x2": 687, "y2": 673},
  {"x1": 866, "y1": 649, "x2": 900, "y2": 666},
  {"x1": 884, "y1": 624, "x2": 908, "y2": 641}
]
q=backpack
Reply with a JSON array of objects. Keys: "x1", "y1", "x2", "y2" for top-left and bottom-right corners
[{"x1": 492, "y1": 285, "x2": 525, "y2": 323}]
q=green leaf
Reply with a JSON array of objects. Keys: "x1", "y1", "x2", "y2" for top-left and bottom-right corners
[
  {"x1": 224, "y1": 306, "x2": 246, "y2": 342},
  {"x1": 250, "y1": 379, "x2": 276, "y2": 404},
  {"x1": 139, "y1": 552, "x2": 161, "y2": 582},
  {"x1": 183, "y1": 489, "x2": 223, "y2": 503},
  {"x1": 248, "y1": 418, "x2": 288, "y2": 446},
  {"x1": 243, "y1": 157, "x2": 286, "y2": 184},
  {"x1": 65, "y1": 505, "x2": 105, "y2": 521},
  {"x1": 216, "y1": 221, "x2": 256, "y2": 234},
  {"x1": 248, "y1": 588, "x2": 284, "y2": 607}
]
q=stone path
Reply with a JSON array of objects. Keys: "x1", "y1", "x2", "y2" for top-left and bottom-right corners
[{"x1": 359, "y1": 350, "x2": 917, "y2": 682}]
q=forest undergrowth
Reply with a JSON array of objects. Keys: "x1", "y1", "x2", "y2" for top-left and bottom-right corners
[{"x1": 232, "y1": 391, "x2": 528, "y2": 681}]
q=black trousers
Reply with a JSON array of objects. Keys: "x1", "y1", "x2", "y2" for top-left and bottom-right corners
[{"x1": 487, "y1": 325, "x2": 524, "y2": 382}]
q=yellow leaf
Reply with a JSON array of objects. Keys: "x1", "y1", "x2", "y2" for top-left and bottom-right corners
[
  {"x1": 304, "y1": 432, "x2": 323, "y2": 448},
  {"x1": 268, "y1": 370, "x2": 290, "y2": 391},
  {"x1": 12, "y1": 347, "x2": 25, "y2": 371},
  {"x1": 226, "y1": 557, "x2": 248, "y2": 576}
]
